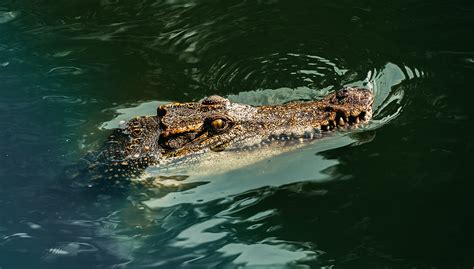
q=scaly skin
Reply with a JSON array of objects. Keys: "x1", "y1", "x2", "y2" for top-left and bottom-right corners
[{"x1": 93, "y1": 87, "x2": 374, "y2": 180}]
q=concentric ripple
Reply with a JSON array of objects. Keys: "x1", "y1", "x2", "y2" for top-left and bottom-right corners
[{"x1": 203, "y1": 52, "x2": 351, "y2": 93}]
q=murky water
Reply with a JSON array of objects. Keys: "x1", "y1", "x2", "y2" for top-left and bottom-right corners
[{"x1": 1, "y1": 0, "x2": 473, "y2": 268}]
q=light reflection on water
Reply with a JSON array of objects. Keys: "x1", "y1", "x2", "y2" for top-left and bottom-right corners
[{"x1": 143, "y1": 135, "x2": 350, "y2": 208}]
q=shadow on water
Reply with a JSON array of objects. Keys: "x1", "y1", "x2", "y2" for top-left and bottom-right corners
[{"x1": 1, "y1": 0, "x2": 473, "y2": 268}]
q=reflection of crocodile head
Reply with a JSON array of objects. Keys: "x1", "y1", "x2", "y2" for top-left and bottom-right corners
[{"x1": 95, "y1": 87, "x2": 373, "y2": 179}]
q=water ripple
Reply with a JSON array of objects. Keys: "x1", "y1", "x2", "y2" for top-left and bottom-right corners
[
  {"x1": 42, "y1": 242, "x2": 98, "y2": 261},
  {"x1": 47, "y1": 66, "x2": 84, "y2": 75},
  {"x1": 202, "y1": 53, "x2": 352, "y2": 93},
  {"x1": 0, "y1": 11, "x2": 19, "y2": 24},
  {"x1": 42, "y1": 95, "x2": 86, "y2": 104}
]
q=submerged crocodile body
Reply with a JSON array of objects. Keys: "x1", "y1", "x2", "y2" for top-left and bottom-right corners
[{"x1": 93, "y1": 87, "x2": 374, "y2": 181}]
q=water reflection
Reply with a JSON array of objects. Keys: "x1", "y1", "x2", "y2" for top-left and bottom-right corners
[
  {"x1": 143, "y1": 135, "x2": 350, "y2": 208},
  {"x1": 0, "y1": 11, "x2": 18, "y2": 24},
  {"x1": 218, "y1": 241, "x2": 317, "y2": 268},
  {"x1": 172, "y1": 218, "x2": 228, "y2": 248}
]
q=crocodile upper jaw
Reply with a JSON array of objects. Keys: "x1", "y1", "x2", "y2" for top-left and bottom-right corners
[{"x1": 155, "y1": 87, "x2": 373, "y2": 157}]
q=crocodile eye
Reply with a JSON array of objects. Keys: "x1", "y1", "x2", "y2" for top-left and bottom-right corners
[
  {"x1": 208, "y1": 117, "x2": 232, "y2": 134},
  {"x1": 207, "y1": 116, "x2": 233, "y2": 134},
  {"x1": 211, "y1": 119, "x2": 226, "y2": 130}
]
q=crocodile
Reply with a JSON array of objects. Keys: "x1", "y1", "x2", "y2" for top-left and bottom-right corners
[{"x1": 92, "y1": 87, "x2": 374, "y2": 182}]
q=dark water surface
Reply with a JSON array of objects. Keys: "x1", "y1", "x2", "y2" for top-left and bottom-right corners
[{"x1": 1, "y1": 0, "x2": 473, "y2": 268}]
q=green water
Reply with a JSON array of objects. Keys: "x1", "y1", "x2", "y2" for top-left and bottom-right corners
[{"x1": 1, "y1": 0, "x2": 473, "y2": 268}]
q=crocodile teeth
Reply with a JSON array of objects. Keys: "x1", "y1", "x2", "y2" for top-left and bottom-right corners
[
  {"x1": 354, "y1": 117, "x2": 360, "y2": 124},
  {"x1": 338, "y1": 117, "x2": 345, "y2": 126}
]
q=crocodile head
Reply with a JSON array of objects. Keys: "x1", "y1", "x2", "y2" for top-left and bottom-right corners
[
  {"x1": 96, "y1": 87, "x2": 373, "y2": 179},
  {"x1": 157, "y1": 87, "x2": 373, "y2": 159}
]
